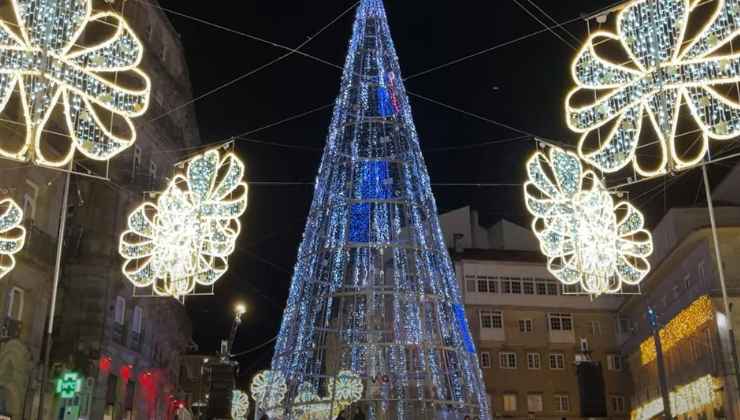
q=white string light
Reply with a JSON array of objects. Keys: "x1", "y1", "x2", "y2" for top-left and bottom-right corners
[
  {"x1": 291, "y1": 370, "x2": 363, "y2": 420},
  {"x1": 0, "y1": 0, "x2": 150, "y2": 166},
  {"x1": 119, "y1": 148, "x2": 248, "y2": 299},
  {"x1": 566, "y1": 0, "x2": 740, "y2": 176},
  {"x1": 524, "y1": 145, "x2": 653, "y2": 296},
  {"x1": 251, "y1": 370, "x2": 288, "y2": 417},
  {"x1": 231, "y1": 390, "x2": 250, "y2": 420},
  {"x1": 0, "y1": 198, "x2": 25, "y2": 279}
]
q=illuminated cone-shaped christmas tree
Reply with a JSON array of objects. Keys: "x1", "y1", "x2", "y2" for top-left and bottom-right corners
[{"x1": 269, "y1": 0, "x2": 490, "y2": 418}]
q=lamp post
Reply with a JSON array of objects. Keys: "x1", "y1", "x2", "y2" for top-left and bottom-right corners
[
  {"x1": 228, "y1": 303, "x2": 247, "y2": 358},
  {"x1": 648, "y1": 306, "x2": 672, "y2": 419}
]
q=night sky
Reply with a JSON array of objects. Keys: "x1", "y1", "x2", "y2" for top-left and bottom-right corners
[{"x1": 154, "y1": 0, "x2": 734, "y2": 385}]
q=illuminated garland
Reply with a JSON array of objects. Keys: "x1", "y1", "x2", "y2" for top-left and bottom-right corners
[
  {"x1": 632, "y1": 375, "x2": 718, "y2": 420},
  {"x1": 231, "y1": 390, "x2": 250, "y2": 420},
  {"x1": 0, "y1": 0, "x2": 150, "y2": 166},
  {"x1": 640, "y1": 295, "x2": 714, "y2": 365},
  {"x1": 0, "y1": 198, "x2": 25, "y2": 279},
  {"x1": 566, "y1": 0, "x2": 740, "y2": 176},
  {"x1": 524, "y1": 145, "x2": 653, "y2": 295},
  {"x1": 119, "y1": 149, "x2": 248, "y2": 299}
]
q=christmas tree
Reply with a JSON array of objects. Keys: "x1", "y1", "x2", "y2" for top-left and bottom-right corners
[{"x1": 269, "y1": 0, "x2": 490, "y2": 418}]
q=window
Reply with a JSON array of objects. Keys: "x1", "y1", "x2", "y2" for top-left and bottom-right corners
[
  {"x1": 132, "y1": 146, "x2": 142, "y2": 178},
  {"x1": 132, "y1": 306, "x2": 143, "y2": 334},
  {"x1": 527, "y1": 352, "x2": 541, "y2": 369},
  {"x1": 554, "y1": 394, "x2": 570, "y2": 412},
  {"x1": 501, "y1": 279, "x2": 512, "y2": 294},
  {"x1": 480, "y1": 352, "x2": 491, "y2": 368},
  {"x1": 499, "y1": 352, "x2": 517, "y2": 369},
  {"x1": 673, "y1": 285, "x2": 680, "y2": 299},
  {"x1": 523, "y1": 280, "x2": 534, "y2": 295},
  {"x1": 549, "y1": 313, "x2": 573, "y2": 331},
  {"x1": 480, "y1": 310, "x2": 502, "y2": 329},
  {"x1": 610, "y1": 395, "x2": 625, "y2": 413},
  {"x1": 698, "y1": 260, "x2": 706, "y2": 282},
  {"x1": 591, "y1": 320, "x2": 601, "y2": 335},
  {"x1": 488, "y1": 278, "x2": 498, "y2": 293},
  {"x1": 7, "y1": 287, "x2": 23, "y2": 321},
  {"x1": 617, "y1": 317, "x2": 632, "y2": 334},
  {"x1": 149, "y1": 160, "x2": 157, "y2": 181},
  {"x1": 519, "y1": 319, "x2": 533, "y2": 333},
  {"x1": 114, "y1": 296, "x2": 126, "y2": 325},
  {"x1": 536, "y1": 281, "x2": 547, "y2": 295},
  {"x1": 607, "y1": 354, "x2": 623, "y2": 371},
  {"x1": 465, "y1": 277, "x2": 476, "y2": 293},
  {"x1": 546, "y1": 282, "x2": 559, "y2": 295},
  {"x1": 580, "y1": 338, "x2": 590, "y2": 352},
  {"x1": 503, "y1": 394, "x2": 517, "y2": 412},
  {"x1": 549, "y1": 353, "x2": 565, "y2": 370},
  {"x1": 511, "y1": 280, "x2": 522, "y2": 294},
  {"x1": 477, "y1": 279, "x2": 488, "y2": 293},
  {"x1": 684, "y1": 273, "x2": 691, "y2": 290},
  {"x1": 527, "y1": 394, "x2": 543, "y2": 412},
  {"x1": 23, "y1": 180, "x2": 38, "y2": 221}
]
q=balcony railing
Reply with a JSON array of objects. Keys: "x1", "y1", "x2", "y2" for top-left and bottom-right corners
[{"x1": 0, "y1": 317, "x2": 21, "y2": 341}]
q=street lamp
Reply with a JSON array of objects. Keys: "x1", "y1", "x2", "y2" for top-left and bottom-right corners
[{"x1": 235, "y1": 303, "x2": 247, "y2": 321}]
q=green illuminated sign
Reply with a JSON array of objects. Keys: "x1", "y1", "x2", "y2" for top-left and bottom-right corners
[{"x1": 56, "y1": 372, "x2": 82, "y2": 399}]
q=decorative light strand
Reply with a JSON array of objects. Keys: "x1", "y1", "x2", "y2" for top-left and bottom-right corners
[
  {"x1": 0, "y1": 0, "x2": 150, "y2": 166},
  {"x1": 632, "y1": 374, "x2": 718, "y2": 420},
  {"x1": 118, "y1": 149, "x2": 248, "y2": 299},
  {"x1": 231, "y1": 390, "x2": 250, "y2": 420},
  {"x1": 640, "y1": 295, "x2": 714, "y2": 365},
  {"x1": 0, "y1": 198, "x2": 25, "y2": 280},
  {"x1": 566, "y1": 0, "x2": 740, "y2": 176},
  {"x1": 524, "y1": 145, "x2": 653, "y2": 296}
]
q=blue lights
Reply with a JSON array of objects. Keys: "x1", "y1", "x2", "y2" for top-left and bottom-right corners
[{"x1": 454, "y1": 304, "x2": 476, "y2": 353}]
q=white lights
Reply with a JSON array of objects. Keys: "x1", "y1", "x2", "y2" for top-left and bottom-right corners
[
  {"x1": 566, "y1": 0, "x2": 740, "y2": 176},
  {"x1": 524, "y1": 146, "x2": 653, "y2": 295},
  {"x1": 632, "y1": 375, "x2": 718, "y2": 420},
  {"x1": 291, "y1": 370, "x2": 364, "y2": 420},
  {"x1": 0, "y1": 0, "x2": 150, "y2": 166},
  {"x1": 231, "y1": 390, "x2": 250, "y2": 420},
  {"x1": 119, "y1": 149, "x2": 248, "y2": 299},
  {"x1": 250, "y1": 370, "x2": 287, "y2": 416},
  {"x1": 0, "y1": 198, "x2": 25, "y2": 279}
]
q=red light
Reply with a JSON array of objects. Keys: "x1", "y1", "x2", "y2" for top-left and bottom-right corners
[
  {"x1": 99, "y1": 356, "x2": 112, "y2": 372},
  {"x1": 120, "y1": 364, "x2": 132, "y2": 382}
]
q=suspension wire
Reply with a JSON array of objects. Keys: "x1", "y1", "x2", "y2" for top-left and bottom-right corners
[
  {"x1": 524, "y1": 0, "x2": 581, "y2": 44},
  {"x1": 230, "y1": 335, "x2": 279, "y2": 357},
  {"x1": 511, "y1": 0, "x2": 578, "y2": 50}
]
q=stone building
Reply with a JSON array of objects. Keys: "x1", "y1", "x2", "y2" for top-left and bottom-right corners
[
  {"x1": 27, "y1": 0, "x2": 202, "y2": 419},
  {"x1": 617, "y1": 206, "x2": 740, "y2": 420},
  {"x1": 440, "y1": 207, "x2": 632, "y2": 420}
]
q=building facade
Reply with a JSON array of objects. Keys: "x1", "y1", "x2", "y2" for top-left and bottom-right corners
[
  {"x1": 441, "y1": 207, "x2": 632, "y2": 420},
  {"x1": 617, "y1": 207, "x2": 740, "y2": 420},
  {"x1": 29, "y1": 0, "x2": 202, "y2": 419}
]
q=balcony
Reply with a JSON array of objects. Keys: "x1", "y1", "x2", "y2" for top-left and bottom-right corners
[{"x1": 0, "y1": 317, "x2": 21, "y2": 342}]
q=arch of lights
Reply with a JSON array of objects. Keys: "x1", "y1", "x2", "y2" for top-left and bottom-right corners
[
  {"x1": 524, "y1": 145, "x2": 653, "y2": 296},
  {"x1": 0, "y1": 198, "x2": 25, "y2": 279},
  {"x1": 231, "y1": 390, "x2": 250, "y2": 420},
  {"x1": 0, "y1": 0, "x2": 150, "y2": 166},
  {"x1": 118, "y1": 149, "x2": 248, "y2": 299},
  {"x1": 251, "y1": 370, "x2": 363, "y2": 420},
  {"x1": 566, "y1": 0, "x2": 740, "y2": 176}
]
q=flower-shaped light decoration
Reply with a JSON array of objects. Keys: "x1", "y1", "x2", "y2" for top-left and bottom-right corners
[
  {"x1": 524, "y1": 146, "x2": 653, "y2": 296},
  {"x1": 250, "y1": 370, "x2": 287, "y2": 415},
  {"x1": 119, "y1": 149, "x2": 248, "y2": 299},
  {"x1": 291, "y1": 371, "x2": 363, "y2": 420},
  {"x1": 231, "y1": 390, "x2": 250, "y2": 420},
  {"x1": 566, "y1": 0, "x2": 740, "y2": 176},
  {"x1": 0, "y1": 0, "x2": 150, "y2": 166},
  {"x1": 0, "y1": 198, "x2": 25, "y2": 279}
]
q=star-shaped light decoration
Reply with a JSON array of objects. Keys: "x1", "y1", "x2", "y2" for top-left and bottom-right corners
[
  {"x1": 566, "y1": 0, "x2": 740, "y2": 176},
  {"x1": 56, "y1": 371, "x2": 82, "y2": 399},
  {"x1": 251, "y1": 370, "x2": 288, "y2": 417},
  {"x1": 0, "y1": 198, "x2": 25, "y2": 280},
  {"x1": 291, "y1": 370, "x2": 363, "y2": 420},
  {"x1": 524, "y1": 146, "x2": 653, "y2": 296},
  {"x1": 231, "y1": 390, "x2": 250, "y2": 420},
  {"x1": 0, "y1": 0, "x2": 150, "y2": 166},
  {"x1": 119, "y1": 149, "x2": 248, "y2": 299}
]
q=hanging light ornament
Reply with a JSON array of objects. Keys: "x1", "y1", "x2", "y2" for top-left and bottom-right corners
[
  {"x1": 119, "y1": 149, "x2": 247, "y2": 299},
  {"x1": 524, "y1": 146, "x2": 653, "y2": 295},
  {"x1": 0, "y1": 198, "x2": 25, "y2": 279},
  {"x1": 0, "y1": 0, "x2": 150, "y2": 166},
  {"x1": 566, "y1": 0, "x2": 740, "y2": 176},
  {"x1": 231, "y1": 390, "x2": 250, "y2": 420}
]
